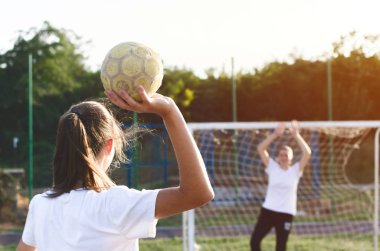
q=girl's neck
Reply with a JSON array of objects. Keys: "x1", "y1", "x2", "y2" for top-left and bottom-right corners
[{"x1": 279, "y1": 164, "x2": 290, "y2": 170}]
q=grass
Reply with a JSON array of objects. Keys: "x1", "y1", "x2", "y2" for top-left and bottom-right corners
[
  {"x1": 192, "y1": 235, "x2": 373, "y2": 251},
  {"x1": 144, "y1": 235, "x2": 373, "y2": 251},
  {"x1": 0, "y1": 244, "x2": 16, "y2": 251},
  {"x1": 0, "y1": 245, "x2": 16, "y2": 251},
  {"x1": 0, "y1": 235, "x2": 373, "y2": 251},
  {"x1": 0, "y1": 226, "x2": 22, "y2": 233}
]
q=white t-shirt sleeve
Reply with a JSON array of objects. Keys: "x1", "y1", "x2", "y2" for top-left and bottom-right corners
[
  {"x1": 106, "y1": 186, "x2": 160, "y2": 239},
  {"x1": 265, "y1": 158, "x2": 276, "y2": 174},
  {"x1": 294, "y1": 162, "x2": 303, "y2": 177},
  {"x1": 21, "y1": 196, "x2": 37, "y2": 247}
]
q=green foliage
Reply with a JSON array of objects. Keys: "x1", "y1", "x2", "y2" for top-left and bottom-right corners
[
  {"x1": 160, "y1": 68, "x2": 199, "y2": 119},
  {"x1": 190, "y1": 73, "x2": 234, "y2": 121},
  {"x1": 0, "y1": 172, "x2": 17, "y2": 222},
  {"x1": 0, "y1": 22, "x2": 102, "y2": 187}
]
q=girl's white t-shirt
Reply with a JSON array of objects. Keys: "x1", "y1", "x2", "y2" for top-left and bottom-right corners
[
  {"x1": 262, "y1": 158, "x2": 302, "y2": 216},
  {"x1": 22, "y1": 186, "x2": 159, "y2": 251}
]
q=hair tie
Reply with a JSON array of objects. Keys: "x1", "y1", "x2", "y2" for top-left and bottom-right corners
[{"x1": 71, "y1": 111, "x2": 81, "y2": 119}]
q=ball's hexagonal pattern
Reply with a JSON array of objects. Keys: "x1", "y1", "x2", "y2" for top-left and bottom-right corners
[
  {"x1": 100, "y1": 42, "x2": 164, "y2": 101},
  {"x1": 121, "y1": 56, "x2": 143, "y2": 77},
  {"x1": 145, "y1": 58, "x2": 161, "y2": 78},
  {"x1": 104, "y1": 61, "x2": 119, "y2": 77}
]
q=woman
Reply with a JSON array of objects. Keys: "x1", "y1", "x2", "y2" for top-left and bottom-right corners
[
  {"x1": 250, "y1": 120, "x2": 311, "y2": 251},
  {"x1": 17, "y1": 86, "x2": 214, "y2": 251}
]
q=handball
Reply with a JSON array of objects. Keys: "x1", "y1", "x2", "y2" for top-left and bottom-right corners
[{"x1": 100, "y1": 42, "x2": 164, "y2": 101}]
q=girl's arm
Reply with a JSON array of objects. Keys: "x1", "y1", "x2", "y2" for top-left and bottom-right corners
[
  {"x1": 289, "y1": 120, "x2": 312, "y2": 173},
  {"x1": 257, "y1": 122, "x2": 285, "y2": 166},
  {"x1": 16, "y1": 240, "x2": 35, "y2": 251},
  {"x1": 106, "y1": 87, "x2": 214, "y2": 219}
]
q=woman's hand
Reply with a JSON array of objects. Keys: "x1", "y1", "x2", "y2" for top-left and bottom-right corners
[
  {"x1": 289, "y1": 120, "x2": 300, "y2": 136},
  {"x1": 105, "y1": 86, "x2": 175, "y2": 118},
  {"x1": 274, "y1": 122, "x2": 286, "y2": 136},
  {"x1": 288, "y1": 120, "x2": 311, "y2": 173}
]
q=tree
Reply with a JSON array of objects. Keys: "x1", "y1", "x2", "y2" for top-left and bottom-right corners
[
  {"x1": 330, "y1": 31, "x2": 380, "y2": 120},
  {"x1": 0, "y1": 21, "x2": 99, "y2": 186},
  {"x1": 160, "y1": 67, "x2": 200, "y2": 120}
]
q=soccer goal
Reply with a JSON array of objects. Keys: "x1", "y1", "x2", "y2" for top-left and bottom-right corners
[{"x1": 182, "y1": 121, "x2": 380, "y2": 251}]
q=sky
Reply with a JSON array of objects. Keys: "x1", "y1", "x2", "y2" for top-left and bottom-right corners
[{"x1": 1, "y1": 0, "x2": 380, "y2": 77}]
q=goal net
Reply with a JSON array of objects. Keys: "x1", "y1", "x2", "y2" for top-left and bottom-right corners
[{"x1": 183, "y1": 121, "x2": 380, "y2": 251}]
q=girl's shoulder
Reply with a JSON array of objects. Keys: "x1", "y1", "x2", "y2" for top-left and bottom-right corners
[
  {"x1": 105, "y1": 185, "x2": 158, "y2": 199},
  {"x1": 31, "y1": 192, "x2": 50, "y2": 202},
  {"x1": 265, "y1": 157, "x2": 279, "y2": 173},
  {"x1": 268, "y1": 157, "x2": 280, "y2": 167},
  {"x1": 27, "y1": 192, "x2": 52, "y2": 211},
  {"x1": 291, "y1": 161, "x2": 300, "y2": 168}
]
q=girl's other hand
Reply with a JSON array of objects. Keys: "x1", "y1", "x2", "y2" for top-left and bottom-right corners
[
  {"x1": 289, "y1": 120, "x2": 300, "y2": 136},
  {"x1": 274, "y1": 122, "x2": 286, "y2": 136}
]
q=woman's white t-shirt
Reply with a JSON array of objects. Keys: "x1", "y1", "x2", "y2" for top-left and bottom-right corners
[
  {"x1": 262, "y1": 158, "x2": 302, "y2": 216},
  {"x1": 22, "y1": 186, "x2": 159, "y2": 251}
]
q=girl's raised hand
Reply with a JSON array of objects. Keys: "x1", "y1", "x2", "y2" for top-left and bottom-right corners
[
  {"x1": 274, "y1": 122, "x2": 286, "y2": 136},
  {"x1": 289, "y1": 120, "x2": 300, "y2": 136},
  {"x1": 105, "y1": 86, "x2": 176, "y2": 118}
]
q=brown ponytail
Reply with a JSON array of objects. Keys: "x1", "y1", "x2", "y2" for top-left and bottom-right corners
[{"x1": 49, "y1": 101, "x2": 128, "y2": 197}]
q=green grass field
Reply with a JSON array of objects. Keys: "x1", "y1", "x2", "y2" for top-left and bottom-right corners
[{"x1": 0, "y1": 235, "x2": 373, "y2": 251}]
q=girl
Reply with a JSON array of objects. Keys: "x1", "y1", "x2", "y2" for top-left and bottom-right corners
[
  {"x1": 250, "y1": 121, "x2": 311, "y2": 251},
  {"x1": 17, "y1": 86, "x2": 214, "y2": 251}
]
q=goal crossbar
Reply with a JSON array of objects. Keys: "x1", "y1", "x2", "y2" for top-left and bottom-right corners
[{"x1": 187, "y1": 120, "x2": 380, "y2": 130}]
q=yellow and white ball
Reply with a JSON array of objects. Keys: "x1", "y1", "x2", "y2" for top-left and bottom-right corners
[{"x1": 101, "y1": 42, "x2": 164, "y2": 101}]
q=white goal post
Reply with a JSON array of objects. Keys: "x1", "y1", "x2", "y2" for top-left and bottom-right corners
[{"x1": 182, "y1": 121, "x2": 380, "y2": 251}]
